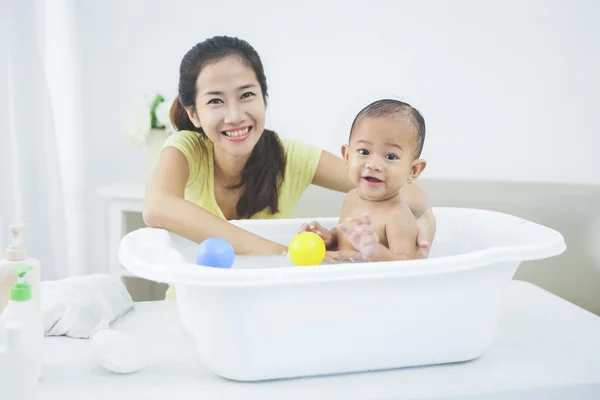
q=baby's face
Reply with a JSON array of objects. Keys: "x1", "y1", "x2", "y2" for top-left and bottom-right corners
[{"x1": 343, "y1": 116, "x2": 426, "y2": 201}]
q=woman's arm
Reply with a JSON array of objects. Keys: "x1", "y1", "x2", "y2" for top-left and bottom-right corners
[
  {"x1": 311, "y1": 149, "x2": 436, "y2": 256},
  {"x1": 310, "y1": 150, "x2": 354, "y2": 192},
  {"x1": 143, "y1": 148, "x2": 288, "y2": 255},
  {"x1": 401, "y1": 183, "x2": 436, "y2": 257}
]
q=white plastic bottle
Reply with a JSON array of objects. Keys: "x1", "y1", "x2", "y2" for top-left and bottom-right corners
[
  {"x1": 0, "y1": 224, "x2": 41, "y2": 313},
  {"x1": 0, "y1": 322, "x2": 39, "y2": 399},
  {"x1": 0, "y1": 265, "x2": 44, "y2": 381}
]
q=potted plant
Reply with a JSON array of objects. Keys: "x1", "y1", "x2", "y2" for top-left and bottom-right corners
[{"x1": 126, "y1": 94, "x2": 176, "y2": 178}]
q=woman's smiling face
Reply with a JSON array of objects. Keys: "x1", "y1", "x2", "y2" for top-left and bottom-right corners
[{"x1": 185, "y1": 55, "x2": 266, "y2": 158}]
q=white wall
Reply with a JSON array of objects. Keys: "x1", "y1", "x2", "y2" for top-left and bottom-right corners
[
  {"x1": 75, "y1": 0, "x2": 600, "y2": 185},
  {"x1": 73, "y1": 0, "x2": 600, "y2": 272}
]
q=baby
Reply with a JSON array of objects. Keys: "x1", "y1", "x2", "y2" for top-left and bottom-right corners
[{"x1": 302, "y1": 99, "x2": 428, "y2": 262}]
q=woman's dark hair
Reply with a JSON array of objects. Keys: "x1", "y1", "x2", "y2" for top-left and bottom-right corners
[{"x1": 170, "y1": 36, "x2": 285, "y2": 218}]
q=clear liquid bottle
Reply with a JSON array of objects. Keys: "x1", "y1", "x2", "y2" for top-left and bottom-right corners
[{"x1": 0, "y1": 265, "x2": 44, "y2": 381}]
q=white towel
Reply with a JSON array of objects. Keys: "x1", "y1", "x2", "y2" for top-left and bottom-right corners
[{"x1": 41, "y1": 274, "x2": 134, "y2": 339}]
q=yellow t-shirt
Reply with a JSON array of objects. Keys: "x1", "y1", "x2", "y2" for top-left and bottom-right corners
[{"x1": 161, "y1": 130, "x2": 322, "y2": 299}]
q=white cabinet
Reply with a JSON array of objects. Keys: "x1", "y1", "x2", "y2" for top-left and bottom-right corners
[{"x1": 96, "y1": 182, "x2": 167, "y2": 300}]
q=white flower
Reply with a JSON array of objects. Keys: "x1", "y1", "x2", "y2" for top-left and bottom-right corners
[
  {"x1": 155, "y1": 99, "x2": 175, "y2": 134},
  {"x1": 126, "y1": 104, "x2": 152, "y2": 146},
  {"x1": 155, "y1": 100, "x2": 170, "y2": 127}
]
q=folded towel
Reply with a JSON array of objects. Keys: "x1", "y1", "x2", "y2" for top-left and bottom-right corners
[{"x1": 41, "y1": 274, "x2": 134, "y2": 339}]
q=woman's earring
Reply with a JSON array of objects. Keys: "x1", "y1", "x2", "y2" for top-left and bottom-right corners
[{"x1": 407, "y1": 178, "x2": 413, "y2": 184}]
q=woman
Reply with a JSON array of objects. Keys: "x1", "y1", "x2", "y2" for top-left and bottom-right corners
[{"x1": 143, "y1": 36, "x2": 436, "y2": 292}]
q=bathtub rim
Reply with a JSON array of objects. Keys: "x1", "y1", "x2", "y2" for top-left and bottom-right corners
[{"x1": 118, "y1": 207, "x2": 567, "y2": 287}]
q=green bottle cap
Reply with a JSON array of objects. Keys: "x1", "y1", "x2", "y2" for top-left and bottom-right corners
[{"x1": 10, "y1": 265, "x2": 33, "y2": 302}]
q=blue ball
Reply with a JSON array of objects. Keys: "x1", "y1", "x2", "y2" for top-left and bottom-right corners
[{"x1": 195, "y1": 237, "x2": 235, "y2": 268}]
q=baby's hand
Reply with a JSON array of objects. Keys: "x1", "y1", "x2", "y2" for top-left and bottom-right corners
[
  {"x1": 324, "y1": 250, "x2": 364, "y2": 263},
  {"x1": 337, "y1": 212, "x2": 381, "y2": 260},
  {"x1": 299, "y1": 220, "x2": 335, "y2": 249}
]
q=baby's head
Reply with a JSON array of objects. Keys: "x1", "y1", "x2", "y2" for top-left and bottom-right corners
[{"x1": 342, "y1": 99, "x2": 427, "y2": 201}]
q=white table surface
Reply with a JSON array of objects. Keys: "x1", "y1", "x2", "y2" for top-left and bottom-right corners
[{"x1": 39, "y1": 280, "x2": 600, "y2": 400}]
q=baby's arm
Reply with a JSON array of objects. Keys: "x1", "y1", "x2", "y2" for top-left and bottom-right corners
[
  {"x1": 339, "y1": 203, "x2": 418, "y2": 262},
  {"x1": 300, "y1": 221, "x2": 338, "y2": 250},
  {"x1": 373, "y1": 203, "x2": 419, "y2": 261},
  {"x1": 298, "y1": 191, "x2": 354, "y2": 250}
]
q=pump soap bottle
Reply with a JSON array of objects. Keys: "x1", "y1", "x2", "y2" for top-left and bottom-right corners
[{"x1": 0, "y1": 224, "x2": 41, "y2": 313}]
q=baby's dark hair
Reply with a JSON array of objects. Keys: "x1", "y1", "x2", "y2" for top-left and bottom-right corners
[{"x1": 349, "y1": 99, "x2": 426, "y2": 158}]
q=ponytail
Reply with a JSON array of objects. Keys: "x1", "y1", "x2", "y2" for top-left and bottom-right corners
[
  {"x1": 170, "y1": 93, "x2": 286, "y2": 217},
  {"x1": 170, "y1": 97, "x2": 201, "y2": 133}
]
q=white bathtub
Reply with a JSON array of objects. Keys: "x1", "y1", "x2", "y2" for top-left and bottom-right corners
[{"x1": 118, "y1": 207, "x2": 566, "y2": 381}]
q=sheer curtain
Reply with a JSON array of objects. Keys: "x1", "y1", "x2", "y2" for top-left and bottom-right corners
[{"x1": 0, "y1": 0, "x2": 83, "y2": 280}]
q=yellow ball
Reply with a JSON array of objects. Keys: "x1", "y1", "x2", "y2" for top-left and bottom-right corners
[{"x1": 288, "y1": 232, "x2": 326, "y2": 266}]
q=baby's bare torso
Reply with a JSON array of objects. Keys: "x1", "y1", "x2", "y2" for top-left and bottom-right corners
[{"x1": 337, "y1": 189, "x2": 406, "y2": 252}]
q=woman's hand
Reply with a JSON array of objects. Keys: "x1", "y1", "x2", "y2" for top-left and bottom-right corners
[{"x1": 415, "y1": 209, "x2": 436, "y2": 258}]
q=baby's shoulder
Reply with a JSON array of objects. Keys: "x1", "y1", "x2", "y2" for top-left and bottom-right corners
[
  {"x1": 341, "y1": 189, "x2": 359, "y2": 206},
  {"x1": 386, "y1": 201, "x2": 418, "y2": 230}
]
